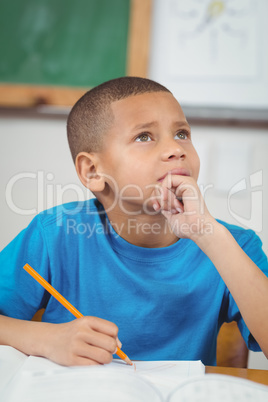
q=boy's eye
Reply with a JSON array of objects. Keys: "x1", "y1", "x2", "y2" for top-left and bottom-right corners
[
  {"x1": 135, "y1": 133, "x2": 152, "y2": 142},
  {"x1": 175, "y1": 131, "x2": 189, "y2": 140}
]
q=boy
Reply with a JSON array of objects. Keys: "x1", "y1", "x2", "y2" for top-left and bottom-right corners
[{"x1": 0, "y1": 77, "x2": 267, "y2": 367}]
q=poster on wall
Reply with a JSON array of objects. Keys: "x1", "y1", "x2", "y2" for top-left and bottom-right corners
[{"x1": 149, "y1": 0, "x2": 268, "y2": 121}]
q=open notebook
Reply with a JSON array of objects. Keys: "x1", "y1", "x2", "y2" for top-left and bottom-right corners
[{"x1": 1, "y1": 346, "x2": 267, "y2": 401}]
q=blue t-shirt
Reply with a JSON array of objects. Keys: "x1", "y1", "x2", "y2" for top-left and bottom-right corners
[{"x1": 0, "y1": 198, "x2": 267, "y2": 365}]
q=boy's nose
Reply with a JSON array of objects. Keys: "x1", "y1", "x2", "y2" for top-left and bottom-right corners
[{"x1": 161, "y1": 142, "x2": 185, "y2": 161}]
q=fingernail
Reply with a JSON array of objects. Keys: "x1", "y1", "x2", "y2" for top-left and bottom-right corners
[{"x1": 153, "y1": 203, "x2": 159, "y2": 211}]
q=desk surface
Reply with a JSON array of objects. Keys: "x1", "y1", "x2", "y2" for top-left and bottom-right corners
[{"x1": 206, "y1": 366, "x2": 268, "y2": 386}]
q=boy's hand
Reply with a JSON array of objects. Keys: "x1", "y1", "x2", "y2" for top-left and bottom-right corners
[
  {"x1": 151, "y1": 173, "x2": 215, "y2": 241},
  {"x1": 45, "y1": 316, "x2": 120, "y2": 366}
]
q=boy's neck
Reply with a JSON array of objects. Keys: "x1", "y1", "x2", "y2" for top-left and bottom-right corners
[{"x1": 105, "y1": 208, "x2": 179, "y2": 248}]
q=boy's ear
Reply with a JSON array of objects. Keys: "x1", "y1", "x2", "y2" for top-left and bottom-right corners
[{"x1": 75, "y1": 152, "x2": 105, "y2": 192}]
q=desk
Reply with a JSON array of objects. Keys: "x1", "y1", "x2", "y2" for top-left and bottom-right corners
[{"x1": 206, "y1": 366, "x2": 268, "y2": 386}]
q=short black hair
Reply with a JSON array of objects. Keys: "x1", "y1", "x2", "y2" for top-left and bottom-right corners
[{"x1": 67, "y1": 76, "x2": 171, "y2": 162}]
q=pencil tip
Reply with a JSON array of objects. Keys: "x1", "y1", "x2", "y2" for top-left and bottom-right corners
[{"x1": 125, "y1": 356, "x2": 133, "y2": 366}]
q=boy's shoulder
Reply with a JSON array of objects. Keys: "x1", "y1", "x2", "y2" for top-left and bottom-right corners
[{"x1": 36, "y1": 198, "x2": 103, "y2": 229}]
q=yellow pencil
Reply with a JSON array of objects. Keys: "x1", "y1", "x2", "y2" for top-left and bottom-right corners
[{"x1": 23, "y1": 263, "x2": 132, "y2": 365}]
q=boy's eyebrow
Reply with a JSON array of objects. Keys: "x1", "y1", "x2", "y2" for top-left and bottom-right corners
[
  {"x1": 173, "y1": 121, "x2": 191, "y2": 130},
  {"x1": 131, "y1": 121, "x2": 158, "y2": 131},
  {"x1": 132, "y1": 121, "x2": 190, "y2": 132}
]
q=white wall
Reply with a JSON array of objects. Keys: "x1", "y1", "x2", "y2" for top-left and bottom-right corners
[
  {"x1": 193, "y1": 125, "x2": 268, "y2": 257},
  {"x1": 0, "y1": 111, "x2": 91, "y2": 249},
  {"x1": 0, "y1": 111, "x2": 267, "y2": 369}
]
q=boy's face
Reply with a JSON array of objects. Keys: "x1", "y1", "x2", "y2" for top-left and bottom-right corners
[{"x1": 96, "y1": 91, "x2": 200, "y2": 214}]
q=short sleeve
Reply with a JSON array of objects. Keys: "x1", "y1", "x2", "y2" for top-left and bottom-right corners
[{"x1": 0, "y1": 215, "x2": 51, "y2": 320}]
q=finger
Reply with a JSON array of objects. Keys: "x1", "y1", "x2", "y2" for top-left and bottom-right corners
[
  {"x1": 75, "y1": 317, "x2": 119, "y2": 355},
  {"x1": 161, "y1": 174, "x2": 191, "y2": 196},
  {"x1": 152, "y1": 200, "x2": 161, "y2": 211},
  {"x1": 150, "y1": 185, "x2": 164, "y2": 212},
  {"x1": 161, "y1": 173, "x2": 179, "y2": 191},
  {"x1": 66, "y1": 346, "x2": 112, "y2": 366},
  {"x1": 152, "y1": 177, "x2": 185, "y2": 212},
  {"x1": 161, "y1": 189, "x2": 179, "y2": 213},
  {"x1": 162, "y1": 176, "x2": 199, "y2": 212},
  {"x1": 161, "y1": 174, "x2": 182, "y2": 205},
  {"x1": 151, "y1": 184, "x2": 163, "y2": 203},
  {"x1": 67, "y1": 355, "x2": 100, "y2": 366},
  {"x1": 83, "y1": 329, "x2": 118, "y2": 354},
  {"x1": 160, "y1": 179, "x2": 170, "y2": 202},
  {"x1": 174, "y1": 198, "x2": 184, "y2": 213},
  {"x1": 84, "y1": 316, "x2": 118, "y2": 338},
  {"x1": 76, "y1": 343, "x2": 114, "y2": 365}
]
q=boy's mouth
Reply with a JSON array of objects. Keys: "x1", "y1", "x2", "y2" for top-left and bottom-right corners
[{"x1": 158, "y1": 168, "x2": 190, "y2": 182}]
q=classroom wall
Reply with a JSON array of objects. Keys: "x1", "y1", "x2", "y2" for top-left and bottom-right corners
[
  {"x1": 0, "y1": 111, "x2": 268, "y2": 369},
  {"x1": 0, "y1": 0, "x2": 267, "y2": 370}
]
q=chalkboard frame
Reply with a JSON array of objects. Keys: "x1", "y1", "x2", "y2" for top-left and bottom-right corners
[{"x1": 0, "y1": 0, "x2": 152, "y2": 109}]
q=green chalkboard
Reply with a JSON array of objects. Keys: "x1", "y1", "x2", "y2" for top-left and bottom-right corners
[{"x1": 0, "y1": 0, "x2": 130, "y2": 88}]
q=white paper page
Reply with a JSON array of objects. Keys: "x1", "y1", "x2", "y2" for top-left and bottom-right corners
[
  {"x1": 19, "y1": 355, "x2": 205, "y2": 379},
  {"x1": 23, "y1": 358, "x2": 205, "y2": 398},
  {"x1": 168, "y1": 374, "x2": 268, "y2": 402},
  {"x1": 137, "y1": 360, "x2": 205, "y2": 397},
  {"x1": 3, "y1": 367, "x2": 163, "y2": 402},
  {"x1": 0, "y1": 346, "x2": 27, "y2": 393},
  {"x1": 2, "y1": 355, "x2": 205, "y2": 402},
  {"x1": 106, "y1": 359, "x2": 205, "y2": 398}
]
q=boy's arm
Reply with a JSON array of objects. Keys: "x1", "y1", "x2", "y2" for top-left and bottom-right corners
[
  {"x1": 152, "y1": 174, "x2": 268, "y2": 358},
  {"x1": 195, "y1": 222, "x2": 268, "y2": 358},
  {"x1": 0, "y1": 314, "x2": 119, "y2": 366}
]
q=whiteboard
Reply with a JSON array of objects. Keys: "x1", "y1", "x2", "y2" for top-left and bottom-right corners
[{"x1": 149, "y1": 0, "x2": 268, "y2": 120}]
